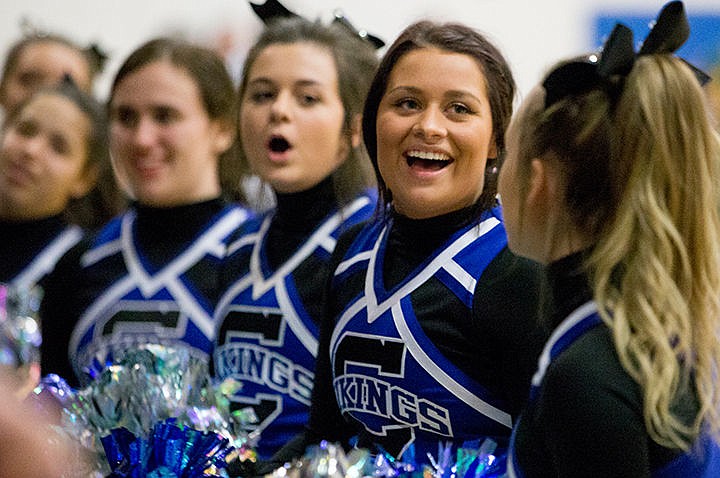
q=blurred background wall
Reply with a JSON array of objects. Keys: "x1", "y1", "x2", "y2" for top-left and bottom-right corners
[{"x1": 0, "y1": 0, "x2": 718, "y2": 102}]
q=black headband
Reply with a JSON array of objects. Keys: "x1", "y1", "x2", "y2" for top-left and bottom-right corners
[
  {"x1": 249, "y1": 0, "x2": 385, "y2": 49},
  {"x1": 543, "y1": 1, "x2": 710, "y2": 109}
]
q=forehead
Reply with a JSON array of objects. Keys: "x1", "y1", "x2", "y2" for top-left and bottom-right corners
[
  {"x1": 387, "y1": 47, "x2": 487, "y2": 94},
  {"x1": 249, "y1": 42, "x2": 338, "y2": 84},
  {"x1": 17, "y1": 41, "x2": 86, "y2": 70},
  {"x1": 16, "y1": 93, "x2": 89, "y2": 137},
  {"x1": 111, "y1": 60, "x2": 203, "y2": 107}
]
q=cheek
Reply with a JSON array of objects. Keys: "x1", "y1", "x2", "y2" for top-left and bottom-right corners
[
  {"x1": 110, "y1": 126, "x2": 130, "y2": 150},
  {"x1": 375, "y1": 112, "x2": 403, "y2": 151},
  {"x1": 240, "y1": 112, "x2": 263, "y2": 147}
]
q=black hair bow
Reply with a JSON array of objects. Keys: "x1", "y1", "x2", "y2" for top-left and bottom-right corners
[
  {"x1": 248, "y1": 0, "x2": 385, "y2": 48},
  {"x1": 249, "y1": 0, "x2": 295, "y2": 23},
  {"x1": 543, "y1": 1, "x2": 709, "y2": 109}
]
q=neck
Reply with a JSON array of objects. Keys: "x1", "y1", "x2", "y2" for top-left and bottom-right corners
[
  {"x1": 543, "y1": 234, "x2": 593, "y2": 264},
  {"x1": 535, "y1": 206, "x2": 593, "y2": 265}
]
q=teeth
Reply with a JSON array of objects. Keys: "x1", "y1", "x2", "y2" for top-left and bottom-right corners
[{"x1": 407, "y1": 150, "x2": 450, "y2": 161}]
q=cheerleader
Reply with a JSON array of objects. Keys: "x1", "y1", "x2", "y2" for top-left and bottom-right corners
[
  {"x1": 262, "y1": 20, "x2": 546, "y2": 472},
  {"x1": 500, "y1": 2, "x2": 720, "y2": 476},
  {"x1": 0, "y1": 79, "x2": 117, "y2": 291},
  {"x1": 40, "y1": 38, "x2": 251, "y2": 386},
  {"x1": 213, "y1": 17, "x2": 378, "y2": 460}
]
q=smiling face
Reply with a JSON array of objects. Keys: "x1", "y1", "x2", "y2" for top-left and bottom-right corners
[
  {"x1": 0, "y1": 92, "x2": 93, "y2": 220},
  {"x1": 375, "y1": 47, "x2": 497, "y2": 219},
  {"x1": 239, "y1": 42, "x2": 350, "y2": 194},
  {"x1": 109, "y1": 61, "x2": 231, "y2": 207}
]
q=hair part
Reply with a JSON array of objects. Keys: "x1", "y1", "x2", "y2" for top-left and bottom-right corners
[
  {"x1": 362, "y1": 20, "x2": 516, "y2": 219},
  {"x1": 237, "y1": 17, "x2": 379, "y2": 208}
]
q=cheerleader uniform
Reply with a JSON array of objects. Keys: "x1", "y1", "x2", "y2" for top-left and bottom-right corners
[
  {"x1": 265, "y1": 204, "x2": 545, "y2": 468},
  {"x1": 0, "y1": 215, "x2": 82, "y2": 290},
  {"x1": 40, "y1": 198, "x2": 251, "y2": 386},
  {"x1": 507, "y1": 252, "x2": 720, "y2": 478},
  {"x1": 214, "y1": 177, "x2": 376, "y2": 459}
]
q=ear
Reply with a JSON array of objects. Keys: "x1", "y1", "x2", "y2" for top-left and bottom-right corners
[
  {"x1": 334, "y1": 113, "x2": 362, "y2": 164},
  {"x1": 211, "y1": 119, "x2": 236, "y2": 155},
  {"x1": 349, "y1": 113, "x2": 362, "y2": 149},
  {"x1": 70, "y1": 163, "x2": 99, "y2": 199},
  {"x1": 526, "y1": 158, "x2": 551, "y2": 209},
  {"x1": 487, "y1": 138, "x2": 498, "y2": 161}
]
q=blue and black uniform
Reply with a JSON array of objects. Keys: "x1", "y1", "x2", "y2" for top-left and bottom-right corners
[
  {"x1": 262, "y1": 203, "x2": 545, "y2": 471},
  {"x1": 214, "y1": 178, "x2": 376, "y2": 459},
  {"x1": 507, "y1": 252, "x2": 720, "y2": 478},
  {"x1": 40, "y1": 198, "x2": 250, "y2": 386},
  {"x1": 0, "y1": 215, "x2": 82, "y2": 290}
]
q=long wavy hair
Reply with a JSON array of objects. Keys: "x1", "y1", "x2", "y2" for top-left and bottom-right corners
[
  {"x1": 519, "y1": 54, "x2": 720, "y2": 450},
  {"x1": 592, "y1": 55, "x2": 720, "y2": 449}
]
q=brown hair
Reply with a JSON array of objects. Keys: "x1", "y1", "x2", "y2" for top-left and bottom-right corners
[
  {"x1": 362, "y1": 20, "x2": 516, "y2": 219},
  {"x1": 110, "y1": 37, "x2": 246, "y2": 202},
  {"x1": 237, "y1": 16, "x2": 379, "y2": 207}
]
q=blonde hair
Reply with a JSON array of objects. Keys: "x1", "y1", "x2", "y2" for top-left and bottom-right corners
[{"x1": 589, "y1": 55, "x2": 720, "y2": 450}]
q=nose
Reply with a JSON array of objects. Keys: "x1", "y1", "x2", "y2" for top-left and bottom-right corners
[
  {"x1": 19, "y1": 134, "x2": 46, "y2": 160},
  {"x1": 128, "y1": 116, "x2": 156, "y2": 147},
  {"x1": 269, "y1": 90, "x2": 292, "y2": 123},
  {"x1": 413, "y1": 106, "x2": 447, "y2": 141}
]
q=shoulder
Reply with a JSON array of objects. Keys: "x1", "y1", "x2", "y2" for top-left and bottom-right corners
[
  {"x1": 478, "y1": 246, "x2": 543, "y2": 288},
  {"x1": 529, "y1": 325, "x2": 650, "y2": 476},
  {"x1": 473, "y1": 248, "x2": 543, "y2": 322},
  {"x1": 40, "y1": 233, "x2": 93, "y2": 299},
  {"x1": 334, "y1": 220, "x2": 374, "y2": 258},
  {"x1": 543, "y1": 325, "x2": 642, "y2": 417}
]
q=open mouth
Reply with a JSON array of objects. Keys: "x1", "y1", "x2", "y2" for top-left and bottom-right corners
[
  {"x1": 268, "y1": 135, "x2": 291, "y2": 153},
  {"x1": 405, "y1": 150, "x2": 453, "y2": 171}
]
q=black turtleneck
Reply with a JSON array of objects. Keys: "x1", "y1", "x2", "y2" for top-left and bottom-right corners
[
  {"x1": 266, "y1": 177, "x2": 337, "y2": 269},
  {"x1": 542, "y1": 250, "x2": 593, "y2": 329},
  {"x1": 384, "y1": 206, "x2": 474, "y2": 289},
  {"x1": 0, "y1": 215, "x2": 68, "y2": 283},
  {"x1": 134, "y1": 197, "x2": 227, "y2": 266}
]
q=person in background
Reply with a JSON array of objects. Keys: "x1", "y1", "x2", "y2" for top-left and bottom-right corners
[
  {"x1": 0, "y1": 31, "x2": 105, "y2": 120},
  {"x1": 252, "y1": 19, "x2": 546, "y2": 475},
  {"x1": 40, "y1": 37, "x2": 252, "y2": 387},
  {"x1": 213, "y1": 16, "x2": 378, "y2": 460},
  {"x1": 0, "y1": 79, "x2": 118, "y2": 289},
  {"x1": 499, "y1": 2, "x2": 720, "y2": 476},
  {"x1": 0, "y1": 79, "x2": 122, "y2": 395}
]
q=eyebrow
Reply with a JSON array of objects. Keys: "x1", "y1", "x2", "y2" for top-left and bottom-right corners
[
  {"x1": 247, "y1": 77, "x2": 325, "y2": 88},
  {"x1": 386, "y1": 85, "x2": 484, "y2": 104}
]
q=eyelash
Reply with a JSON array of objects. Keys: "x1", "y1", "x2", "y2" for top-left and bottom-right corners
[
  {"x1": 393, "y1": 98, "x2": 419, "y2": 110},
  {"x1": 392, "y1": 98, "x2": 476, "y2": 116},
  {"x1": 248, "y1": 90, "x2": 322, "y2": 107},
  {"x1": 449, "y1": 103, "x2": 474, "y2": 115}
]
